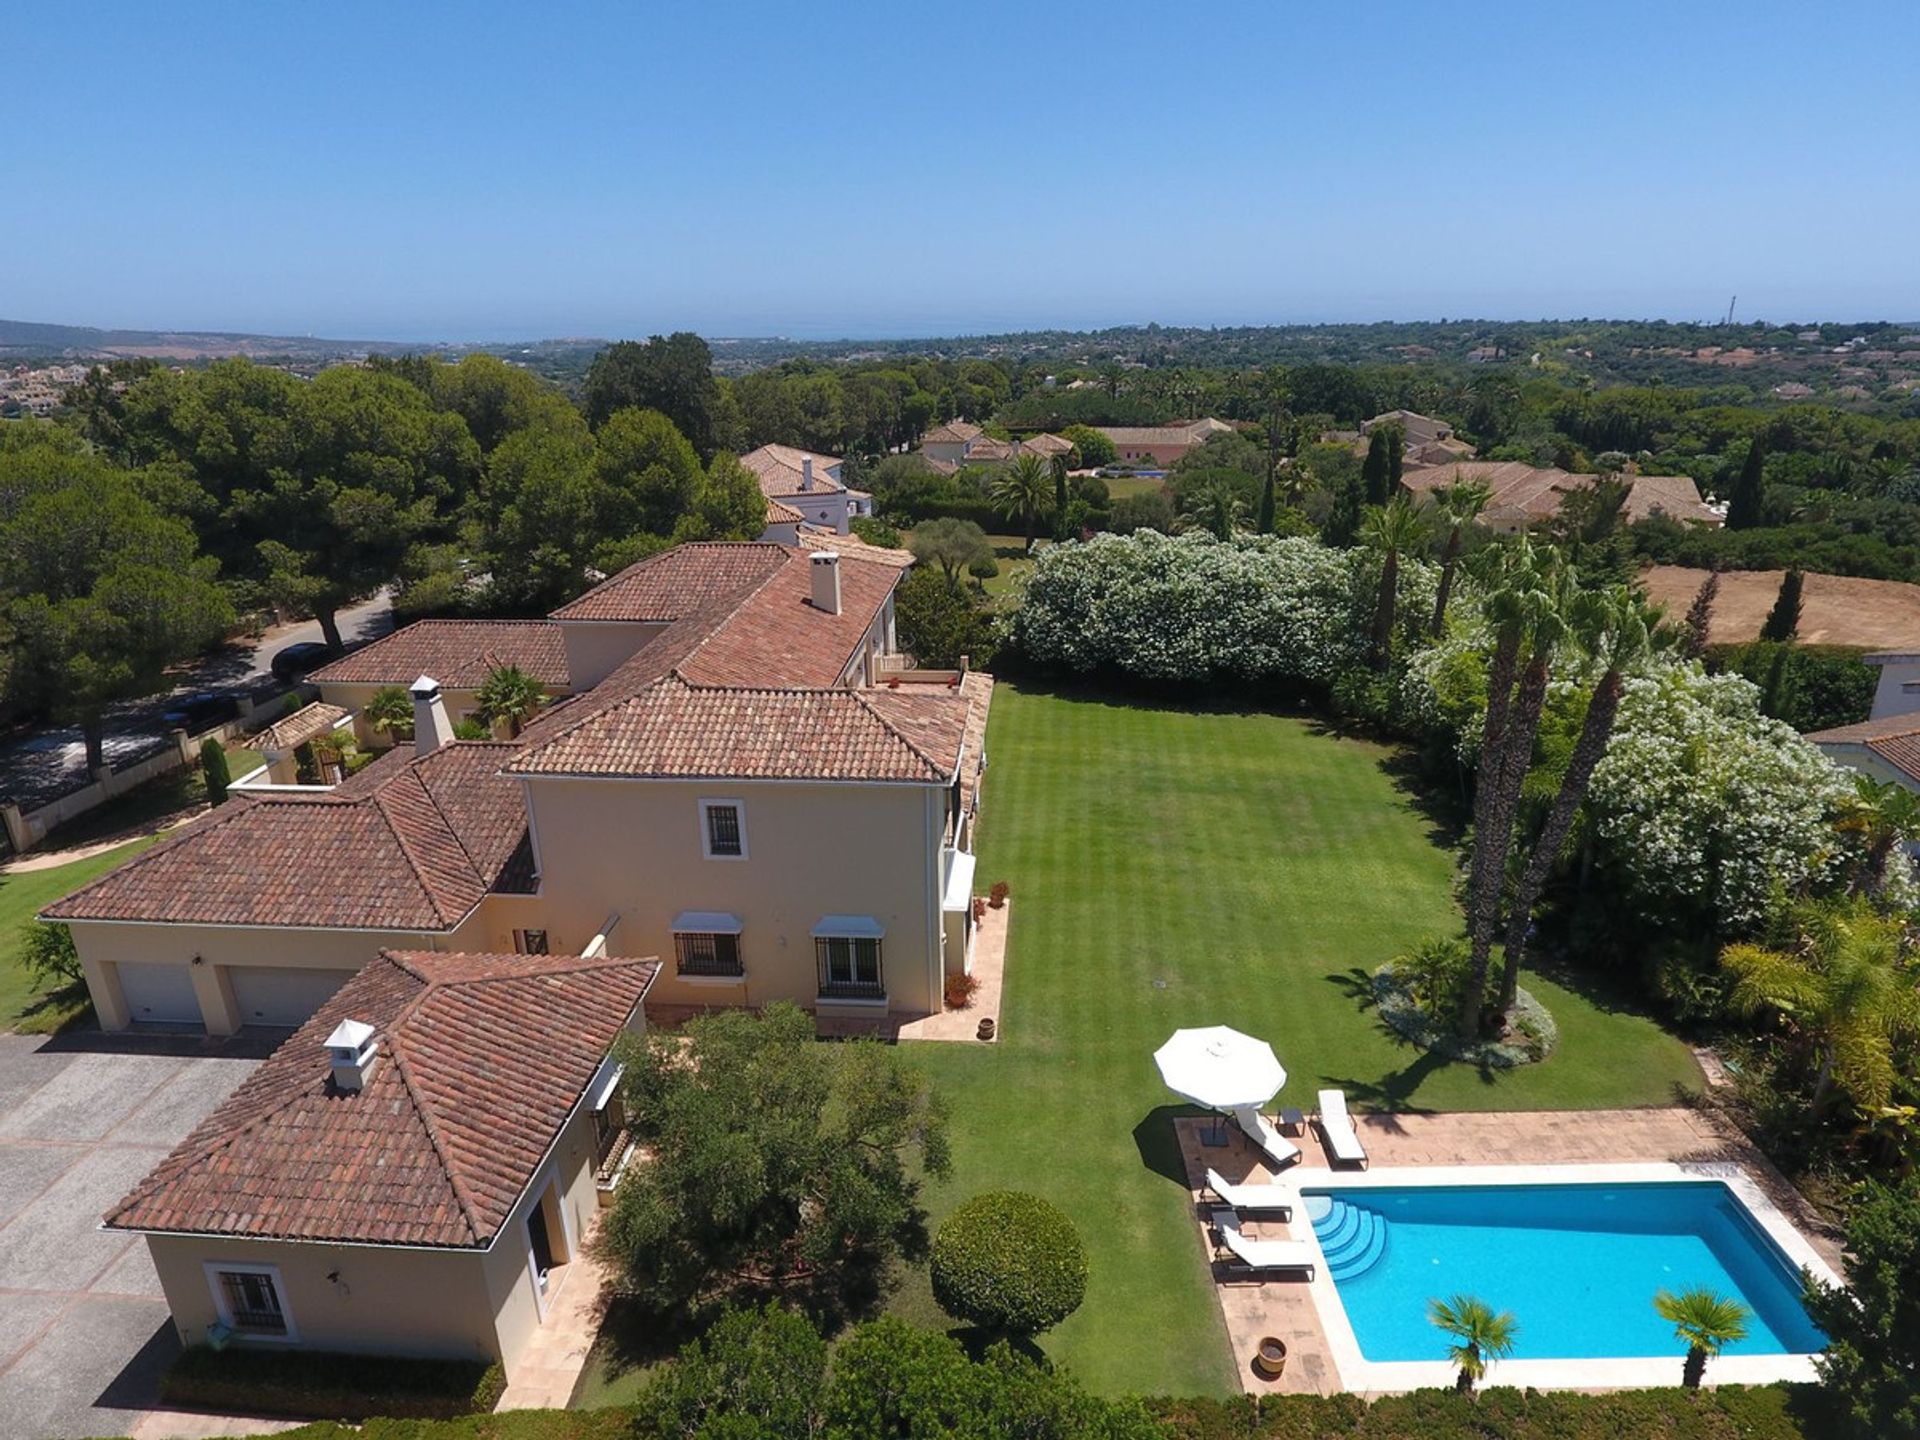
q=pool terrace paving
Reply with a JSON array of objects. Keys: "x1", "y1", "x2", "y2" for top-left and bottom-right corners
[{"x1": 1176, "y1": 1106, "x2": 1844, "y2": 1397}]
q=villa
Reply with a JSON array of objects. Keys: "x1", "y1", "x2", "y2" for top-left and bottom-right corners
[
  {"x1": 1399, "y1": 460, "x2": 1723, "y2": 532},
  {"x1": 739, "y1": 443, "x2": 873, "y2": 534},
  {"x1": 48, "y1": 540, "x2": 991, "y2": 1035},
  {"x1": 1096, "y1": 418, "x2": 1233, "y2": 467},
  {"x1": 917, "y1": 421, "x2": 1074, "y2": 475},
  {"x1": 103, "y1": 949, "x2": 659, "y2": 1371}
]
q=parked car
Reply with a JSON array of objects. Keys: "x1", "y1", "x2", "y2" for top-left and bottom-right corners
[
  {"x1": 161, "y1": 693, "x2": 239, "y2": 732},
  {"x1": 270, "y1": 641, "x2": 334, "y2": 683}
]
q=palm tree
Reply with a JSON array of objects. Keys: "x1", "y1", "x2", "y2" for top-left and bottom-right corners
[
  {"x1": 1428, "y1": 1294, "x2": 1518, "y2": 1394},
  {"x1": 1276, "y1": 461, "x2": 1319, "y2": 512},
  {"x1": 1360, "y1": 497, "x2": 1428, "y2": 669},
  {"x1": 1722, "y1": 900, "x2": 1920, "y2": 1115},
  {"x1": 1178, "y1": 476, "x2": 1250, "y2": 541},
  {"x1": 1833, "y1": 773, "x2": 1920, "y2": 898},
  {"x1": 991, "y1": 453, "x2": 1054, "y2": 555},
  {"x1": 1429, "y1": 475, "x2": 1493, "y2": 634},
  {"x1": 363, "y1": 684, "x2": 414, "y2": 743},
  {"x1": 474, "y1": 664, "x2": 547, "y2": 738},
  {"x1": 1459, "y1": 546, "x2": 1565, "y2": 1038},
  {"x1": 1496, "y1": 587, "x2": 1663, "y2": 1015},
  {"x1": 1653, "y1": 1288, "x2": 1750, "y2": 1388}
]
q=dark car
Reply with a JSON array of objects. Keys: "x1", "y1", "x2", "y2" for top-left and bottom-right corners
[
  {"x1": 161, "y1": 692, "x2": 240, "y2": 732},
  {"x1": 270, "y1": 641, "x2": 334, "y2": 683}
]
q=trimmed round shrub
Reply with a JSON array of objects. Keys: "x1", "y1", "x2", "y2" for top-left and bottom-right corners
[{"x1": 931, "y1": 1190, "x2": 1088, "y2": 1335}]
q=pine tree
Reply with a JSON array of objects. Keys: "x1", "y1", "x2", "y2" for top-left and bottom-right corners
[
  {"x1": 1760, "y1": 567, "x2": 1804, "y2": 642},
  {"x1": 1725, "y1": 436, "x2": 1768, "y2": 530}
]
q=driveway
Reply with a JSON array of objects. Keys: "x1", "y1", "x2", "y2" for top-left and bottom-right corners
[
  {"x1": 0, "y1": 591, "x2": 393, "y2": 813},
  {"x1": 0, "y1": 1030, "x2": 270, "y2": 1440}
]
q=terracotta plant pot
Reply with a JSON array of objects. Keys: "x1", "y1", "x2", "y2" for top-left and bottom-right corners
[
  {"x1": 1252, "y1": 1336, "x2": 1287, "y2": 1379},
  {"x1": 976, "y1": 1017, "x2": 996, "y2": 1041}
]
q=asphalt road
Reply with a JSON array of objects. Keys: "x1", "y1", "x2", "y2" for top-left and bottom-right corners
[{"x1": 0, "y1": 591, "x2": 394, "y2": 812}]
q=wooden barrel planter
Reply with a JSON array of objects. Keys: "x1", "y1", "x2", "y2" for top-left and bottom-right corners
[{"x1": 1252, "y1": 1336, "x2": 1287, "y2": 1379}]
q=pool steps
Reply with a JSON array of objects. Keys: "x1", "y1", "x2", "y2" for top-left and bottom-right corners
[{"x1": 1311, "y1": 1196, "x2": 1390, "y2": 1281}]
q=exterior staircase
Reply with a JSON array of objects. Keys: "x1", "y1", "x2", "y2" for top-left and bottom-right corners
[{"x1": 1308, "y1": 1194, "x2": 1389, "y2": 1281}]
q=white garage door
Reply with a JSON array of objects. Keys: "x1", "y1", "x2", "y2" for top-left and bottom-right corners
[
  {"x1": 117, "y1": 963, "x2": 202, "y2": 1025},
  {"x1": 227, "y1": 966, "x2": 355, "y2": 1028}
]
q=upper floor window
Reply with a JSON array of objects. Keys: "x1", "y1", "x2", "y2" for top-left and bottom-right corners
[
  {"x1": 675, "y1": 931, "x2": 743, "y2": 978},
  {"x1": 701, "y1": 800, "x2": 746, "y2": 859},
  {"x1": 515, "y1": 928, "x2": 550, "y2": 955}
]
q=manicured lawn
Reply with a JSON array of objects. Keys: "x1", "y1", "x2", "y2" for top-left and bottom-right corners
[
  {"x1": 1101, "y1": 472, "x2": 1168, "y2": 502},
  {"x1": 889, "y1": 682, "x2": 1701, "y2": 1396},
  {"x1": 0, "y1": 837, "x2": 159, "y2": 1030}
]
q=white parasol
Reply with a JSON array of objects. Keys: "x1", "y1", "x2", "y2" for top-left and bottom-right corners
[{"x1": 1154, "y1": 1025, "x2": 1287, "y2": 1143}]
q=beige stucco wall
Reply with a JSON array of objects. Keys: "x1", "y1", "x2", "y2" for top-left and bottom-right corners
[
  {"x1": 558, "y1": 621, "x2": 668, "y2": 692},
  {"x1": 71, "y1": 920, "x2": 481, "y2": 1034},
  {"x1": 521, "y1": 776, "x2": 946, "y2": 1015},
  {"x1": 142, "y1": 1101, "x2": 607, "y2": 1375}
]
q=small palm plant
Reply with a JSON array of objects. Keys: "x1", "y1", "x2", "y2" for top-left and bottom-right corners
[
  {"x1": 474, "y1": 664, "x2": 547, "y2": 738},
  {"x1": 363, "y1": 685, "x2": 415, "y2": 743},
  {"x1": 1653, "y1": 1287, "x2": 1750, "y2": 1388},
  {"x1": 990, "y1": 452, "x2": 1055, "y2": 555},
  {"x1": 1428, "y1": 1293, "x2": 1518, "y2": 1394}
]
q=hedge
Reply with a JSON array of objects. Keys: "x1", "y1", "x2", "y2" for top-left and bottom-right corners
[
  {"x1": 1146, "y1": 1385, "x2": 1815, "y2": 1439},
  {"x1": 266, "y1": 1414, "x2": 636, "y2": 1440},
  {"x1": 930, "y1": 1190, "x2": 1089, "y2": 1334},
  {"x1": 161, "y1": 1345, "x2": 505, "y2": 1422}
]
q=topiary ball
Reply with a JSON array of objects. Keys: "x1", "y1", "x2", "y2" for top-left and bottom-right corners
[{"x1": 930, "y1": 1190, "x2": 1088, "y2": 1335}]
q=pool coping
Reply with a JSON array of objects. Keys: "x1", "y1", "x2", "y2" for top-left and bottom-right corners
[{"x1": 1288, "y1": 1161, "x2": 1838, "y2": 1392}]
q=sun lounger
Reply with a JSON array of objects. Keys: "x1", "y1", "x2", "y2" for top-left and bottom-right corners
[
  {"x1": 1204, "y1": 1168, "x2": 1295, "y2": 1218},
  {"x1": 1315, "y1": 1088, "x2": 1369, "y2": 1168},
  {"x1": 1210, "y1": 1207, "x2": 1317, "y2": 1278},
  {"x1": 1232, "y1": 1105, "x2": 1301, "y2": 1169}
]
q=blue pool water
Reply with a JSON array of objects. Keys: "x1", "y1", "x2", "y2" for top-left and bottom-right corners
[{"x1": 1306, "y1": 1182, "x2": 1824, "y2": 1362}]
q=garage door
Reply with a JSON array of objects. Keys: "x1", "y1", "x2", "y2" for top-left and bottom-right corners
[
  {"x1": 227, "y1": 966, "x2": 355, "y2": 1028},
  {"x1": 117, "y1": 963, "x2": 202, "y2": 1025}
]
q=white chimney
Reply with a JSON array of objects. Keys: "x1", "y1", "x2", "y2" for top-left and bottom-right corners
[
  {"x1": 409, "y1": 674, "x2": 455, "y2": 755},
  {"x1": 800, "y1": 454, "x2": 815, "y2": 492},
  {"x1": 810, "y1": 551, "x2": 842, "y2": 615},
  {"x1": 325, "y1": 1018, "x2": 379, "y2": 1093}
]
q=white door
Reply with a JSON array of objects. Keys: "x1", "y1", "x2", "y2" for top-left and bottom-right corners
[
  {"x1": 117, "y1": 963, "x2": 202, "y2": 1025},
  {"x1": 226, "y1": 966, "x2": 355, "y2": 1028}
]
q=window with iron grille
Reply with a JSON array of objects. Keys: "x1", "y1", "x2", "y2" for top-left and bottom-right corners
[
  {"x1": 702, "y1": 802, "x2": 744, "y2": 858},
  {"x1": 674, "y1": 931, "x2": 742, "y2": 977},
  {"x1": 217, "y1": 1270, "x2": 287, "y2": 1334},
  {"x1": 816, "y1": 936, "x2": 884, "y2": 999}
]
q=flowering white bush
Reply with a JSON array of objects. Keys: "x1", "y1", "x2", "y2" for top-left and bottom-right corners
[
  {"x1": 1585, "y1": 666, "x2": 1874, "y2": 929},
  {"x1": 1008, "y1": 530, "x2": 1436, "y2": 687}
]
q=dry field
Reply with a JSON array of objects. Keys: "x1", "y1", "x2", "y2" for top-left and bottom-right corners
[{"x1": 1641, "y1": 564, "x2": 1920, "y2": 648}]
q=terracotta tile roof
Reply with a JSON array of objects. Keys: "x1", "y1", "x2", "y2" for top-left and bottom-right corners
[
  {"x1": 740, "y1": 443, "x2": 847, "y2": 499},
  {"x1": 765, "y1": 496, "x2": 805, "y2": 525},
  {"x1": 549, "y1": 542, "x2": 788, "y2": 623},
  {"x1": 921, "y1": 420, "x2": 982, "y2": 446},
  {"x1": 1806, "y1": 712, "x2": 1920, "y2": 745},
  {"x1": 310, "y1": 621, "x2": 568, "y2": 688},
  {"x1": 253, "y1": 702, "x2": 350, "y2": 753},
  {"x1": 675, "y1": 548, "x2": 901, "y2": 688},
  {"x1": 1401, "y1": 462, "x2": 1720, "y2": 528},
  {"x1": 105, "y1": 951, "x2": 659, "y2": 1248},
  {"x1": 1023, "y1": 432, "x2": 1073, "y2": 455},
  {"x1": 504, "y1": 674, "x2": 968, "y2": 781},
  {"x1": 797, "y1": 528, "x2": 914, "y2": 568},
  {"x1": 45, "y1": 743, "x2": 533, "y2": 930},
  {"x1": 1097, "y1": 418, "x2": 1233, "y2": 447}
]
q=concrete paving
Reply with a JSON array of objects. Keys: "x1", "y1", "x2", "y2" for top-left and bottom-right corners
[{"x1": 0, "y1": 1030, "x2": 266, "y2": 1440}]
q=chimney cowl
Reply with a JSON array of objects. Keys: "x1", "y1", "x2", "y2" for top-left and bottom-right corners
[
  {"x1": 409, "y1": 674, "x2": 455, "y2": 756},
  {"x1": 810, "y1": 550, "x2": 842, "y2": 615},
  {"x1": 325, "y1": 1018, "x2": 380, "y2": 1093}
]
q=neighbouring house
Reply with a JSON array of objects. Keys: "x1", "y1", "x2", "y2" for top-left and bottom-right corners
[
  {"x1": 104, "y1": 949, "x2": 658, "y2": 1372},
  {"x1": 232, "y1": 702, "x2": 355, "y2": 790},
  {"x1": 49, "y1": 540, "x2": 990, "y2": 1036},
  {"x1": 759, "y1": 496, "x2": 806, "y2": 544},
  {"x1": 1807, "y1": 652, "x2": 1920, "y2": 800},
  {"x1": 739, "y1": 444, "x2": 872, "y2": 535},
  {"x1": 1358, "y1": 410, "x2": 1477, "y2": 468},
  {"x1": 310, "y1": 620, "x2": 570, "y2": 745},
  {"x1": 1095, "y1": 418, "x2": 1233, "y2": 467},
  {"x1": 1399, "y1": 460, "x2": 1723, "y2": 533},
  {"x1": 915, "y1": 424, "x2": 1072, "y2": 476}
]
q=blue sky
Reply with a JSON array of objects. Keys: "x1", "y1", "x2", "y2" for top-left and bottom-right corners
[{"x1": 8, "y1": 1, "x2": 1919, "y2": 340}]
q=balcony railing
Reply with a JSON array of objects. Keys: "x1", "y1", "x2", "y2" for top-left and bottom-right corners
[{"x1": 677, "y1": 954, "x2": 744, "y2": 978}]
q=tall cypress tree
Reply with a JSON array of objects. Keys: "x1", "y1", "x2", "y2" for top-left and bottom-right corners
[
  {"x1": 1326, "y1": 476, "x2": 1364, "y2": 547},
  {"x1": 1760, "y1": 567, "x2": 1804, "y2": 642},
  {"x1": 1726, "y1": 436, "x2": 1768, "y2": 530},
  {"x1": 1361, "y1": 429, "x2": 1393, "y2": 505},
  {"x1": 1385, "y1": 424, "x2": 1405, "y2": 489}
]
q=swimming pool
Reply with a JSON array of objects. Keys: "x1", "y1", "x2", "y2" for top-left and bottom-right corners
[{"x1": 1305, "y1": 1178, "x2": 1825, "y2": 1365}]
